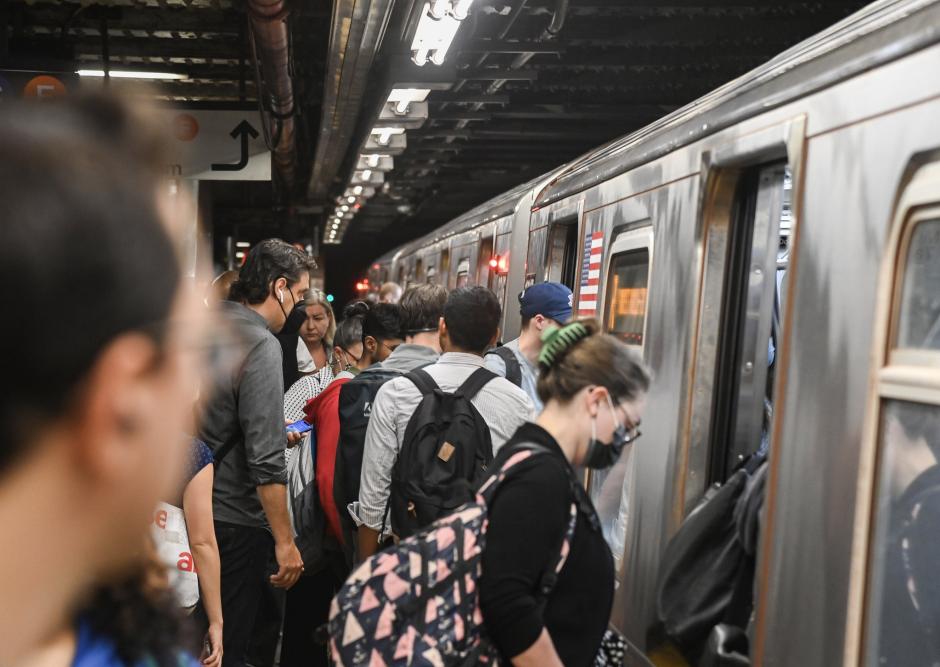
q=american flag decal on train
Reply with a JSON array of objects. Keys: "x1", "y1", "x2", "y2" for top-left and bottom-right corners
[{"x1": 577, "y1": 230, "x2": 604, "y2": 316}]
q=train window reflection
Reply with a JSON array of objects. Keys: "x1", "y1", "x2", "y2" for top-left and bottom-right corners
[
  {"x1": 604, "y1": 249, "x2": 649, "y2": 346},
  {"x1": 865, "y1": 400, "x2": 940, "y2": 666},
  {"x1": 897, "y1": 219, "x2": 940, "y2": 350}
]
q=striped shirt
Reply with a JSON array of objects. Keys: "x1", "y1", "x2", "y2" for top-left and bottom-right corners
[{"x1": 353, "y1": 352, "x2": 535, "y2": 531}]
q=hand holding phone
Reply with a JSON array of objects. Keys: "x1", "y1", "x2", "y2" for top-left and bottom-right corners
[{"x1": 286, "y1": 417, "x2": 313, "y2": 435}]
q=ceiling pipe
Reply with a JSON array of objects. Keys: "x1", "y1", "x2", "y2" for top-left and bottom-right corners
[{"x1": 247, "y1": 0, "x2": 296, "y2": 188}]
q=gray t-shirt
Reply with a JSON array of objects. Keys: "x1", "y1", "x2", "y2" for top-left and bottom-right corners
[
  {"x1": 484, "y1": 337, "x2": 543, "y2": 413},
  {"x1": 199, "y1": 301, "x2": 289, "y2": 527}
]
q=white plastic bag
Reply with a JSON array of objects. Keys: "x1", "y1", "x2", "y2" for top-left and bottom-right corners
[{"x1": 151, "y1": 501, "x2": 200, "y2": 608}]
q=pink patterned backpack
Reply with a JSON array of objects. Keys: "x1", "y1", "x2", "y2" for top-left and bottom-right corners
[{"x1": 327, "y1": 443, "x2": 578, "y2": 667}]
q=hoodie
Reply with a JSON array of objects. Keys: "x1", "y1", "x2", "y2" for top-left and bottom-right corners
[{"x1": 377, "y1": 343, "x2": 440, "y2": 374}]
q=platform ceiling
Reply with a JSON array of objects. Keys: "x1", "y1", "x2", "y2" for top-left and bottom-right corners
[{"x1": 4, "y1": 0, "x2": 870, "y2": 294}]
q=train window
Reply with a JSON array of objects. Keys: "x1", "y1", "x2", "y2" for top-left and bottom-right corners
[
  {"x1": 896, "y1": 219, "x2": 940, "y2": 350},
  {"x1": 426, "y1": 265, "x2": 437, "y2": 284},
  {"x1": 456, "y1": 258, "x2": 470, "y2": 288},
  {"x1": 862, "y1": 191, "x2": 940, "y2": 666},
  {"x1": 547, "y1": 220, "x2": 580, "y2": 289},
  {"x1": 707, "y1": 163, "x2": 789, "y2": 483},
  {"x1": 865, "y1": 400, "x2": 940, "y2": 666},
  {"x1": 415, "y1": 258, "x2": 424, "y2": 283},
  {"x1": 604, "y1": 249, "x2": 650, "y2": 347}
]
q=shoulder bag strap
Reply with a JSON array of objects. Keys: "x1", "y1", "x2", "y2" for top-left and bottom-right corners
[
  {"x1": 404, "y1": 368, "x2": 438, "y2": 396},
  {"x1": 456, "y1": 366, "x2": 497, "y2": 399},
  {"x1": 489, "y1": 346, "x2": 522, "y2": 386}
]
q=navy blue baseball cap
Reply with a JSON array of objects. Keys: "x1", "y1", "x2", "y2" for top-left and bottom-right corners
[{"x1": 519, "y1": 282, "x2": 573, "y2": 323}]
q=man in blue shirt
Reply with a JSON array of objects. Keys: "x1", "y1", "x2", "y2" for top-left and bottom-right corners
[{"x1": 484, "y1": 282, "x2": 573, "y2": 413}]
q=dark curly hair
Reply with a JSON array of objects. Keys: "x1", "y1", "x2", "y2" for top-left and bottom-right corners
[
  {"x1": 363, "y1": 303, "x2": 403, "y2": 342},
  {"x1": 443, "y1": 286, "x2": 501, "y2": 353},
  {"x1": 81, "y1": 558, "x2": 195, "y2": 667},
  {"x1": 228, "y1": 239, "x2": 311, "y2": 305}
]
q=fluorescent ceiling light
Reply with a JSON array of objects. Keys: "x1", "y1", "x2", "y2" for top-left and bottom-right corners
[
  {"x1": 235, "y1": 251, "x2": 245, "y2": 259},
  {"x1": 361, "y1": 170, "x2": 373, "y2": 181},
  {"x1": 347, "y1": 196, "x2": 356, "y2": 204},
  {"x1": 341, "y1": 205, "x2": 349, "y2": 212},
  {"x1": 410, "y1": 1, "x2": 469, "y2": 67},
  {"x1": 387, "y1": 88, "x2": 431, "y2": 114},
  {"x1": 235, "y1": 241, "x2": 251, "y2": 248},
  {"x1": 353, "y1": 185, "x2": 364, "y2": 195},
  {"x1": 76, "y1": 69, "x2": 189, "y2": 80}
]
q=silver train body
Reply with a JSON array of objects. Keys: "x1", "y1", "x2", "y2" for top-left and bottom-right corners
[{"x1": 368, "y1": 1, "x2": 940, "y2": 664}]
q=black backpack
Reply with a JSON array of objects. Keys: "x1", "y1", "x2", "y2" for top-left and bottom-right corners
[
  {"x1": 334, "y1": 367, "x2": 404, "y2": 558},
  {"x1": 653, "y1": 453, "x2": 767, "y2": 664},
  {"x1": 386, "y1": 367, "x2": 497, "y2": 539},
  {"x1": 485, "y1": 345, "x2": 522, "y2": 387}
]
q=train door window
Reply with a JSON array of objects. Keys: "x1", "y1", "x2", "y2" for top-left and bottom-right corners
[
  {"x1": 547, "y1": 219, "x2": 580, "y2": 290},
  {"x1": 427, "y1": 265, "x2": 438, "y2": 284},
  {"x1": 590, "y1": 226, "x2": 653, "y2": 567},
  {"x1": 456, "y1": 258, "x2": 470, "y2": 288},
  {"x1": 397, "y1": 265, "x2": 405, "y2": 286},
  {"x1": 862, "y1": 167, "x2": 940, "y2": 666},
  {"x1": 479, "y1": 236, "x2": 495, "y2": 289},
  {"x1": 707, "y1": 162, "x2": 789, "y2": 484},
  {"x1": 415, "y1": 258, "x2": 425, "y2": 284}
]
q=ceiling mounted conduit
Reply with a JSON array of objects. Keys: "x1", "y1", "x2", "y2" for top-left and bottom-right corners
[
  {"x1": 308, "y1": 0, "x2": 397, "y2": 200},
  {"x1": 248, "y1": 0, "x2": 296, "y2": 189}
]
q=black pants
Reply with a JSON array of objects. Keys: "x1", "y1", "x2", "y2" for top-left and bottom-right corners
[
  {"x1": 214, "y1": 521, "x2": 276, "y2": 667},
  {"x1": 279, "y1": 551, "x2": 349, "y2": 667}
]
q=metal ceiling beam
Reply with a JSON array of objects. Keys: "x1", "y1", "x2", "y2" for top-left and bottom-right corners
[
  {"x1": 308, "y1": 0, "x2": 396, "y2": 199},
  {"x1": 460, "y1": 39, "x2": 565, "y2": 54},
  {"x1": 429, "y1": 92, "x2": 510, "y2": 104},
  {"x1": 457, "y1": 68, "x2": 539, "y2": 80}
]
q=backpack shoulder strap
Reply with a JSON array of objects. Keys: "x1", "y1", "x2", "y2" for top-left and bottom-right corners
[
  {"x1": 487, "y1": 346, "x2": 522, "y2": 387},
  {"x1": 404, "y1": 368, "x2": 439, "y2": 397},
  {"x1": 456, "y1": 366, "x2": 497, "y2": 400}
]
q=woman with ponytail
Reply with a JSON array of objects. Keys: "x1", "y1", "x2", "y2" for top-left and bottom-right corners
[{"x1": 479, "y1": 319, "x2": 651, "y2": 667}]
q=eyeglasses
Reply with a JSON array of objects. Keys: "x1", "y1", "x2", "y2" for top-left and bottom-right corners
[
  {"x1": 614, "y1": 404, "x2": 643, "y2": 445},
  {"x1": 379, "y1": 341, "x2": 400, "y2": 354}
]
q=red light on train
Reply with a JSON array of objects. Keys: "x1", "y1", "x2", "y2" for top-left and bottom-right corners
[
  {"x1": 355, "y1": 280, "x2": 368, "y2": 292},
  {"x1": 488, "y1": 254, "x2": 509, "y2": 275}
]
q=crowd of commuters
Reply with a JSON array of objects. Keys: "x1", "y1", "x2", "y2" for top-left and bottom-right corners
[{"x1": 1, "y1": 93, "x2": 651, "y2": 667}]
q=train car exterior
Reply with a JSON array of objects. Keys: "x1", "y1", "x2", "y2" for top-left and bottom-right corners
[{"x1": 369, "y1": 1, "x2": 940, "y2": 664}]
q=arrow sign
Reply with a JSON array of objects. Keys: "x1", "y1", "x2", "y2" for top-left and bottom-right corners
[{"x1": 211, "y1": 120, "x2": 260, "y2": 171}]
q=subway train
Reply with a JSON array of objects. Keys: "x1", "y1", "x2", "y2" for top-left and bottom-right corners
[{"x1": 366, "y1": 1, "x2": 940, "y2": 665}]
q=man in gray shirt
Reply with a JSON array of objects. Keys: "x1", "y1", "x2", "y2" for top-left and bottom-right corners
[
  {"x1": 356, "y1": 286, "x2": 535, "y2": 560},
  {"x1": 484, "y1": 281, "x2": 573, "y2": 413},
  {"x1": 199, "y1": 239, "x2": 309, "y2": 667}
]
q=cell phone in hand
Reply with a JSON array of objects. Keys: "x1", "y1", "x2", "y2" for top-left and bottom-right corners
[
  {"x1": 201, "y1": 636, "x2": 211, "y2": 660},
  {"x1": 286, "y1": 417, "x2": 313, "y2": 434}
]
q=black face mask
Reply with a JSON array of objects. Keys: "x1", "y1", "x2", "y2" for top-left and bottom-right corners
[
  {"x1": 583, "y1": 394, "x2": 637, "y2": 470},
  {"x1": 275, "y1": 280, "x2": 306, "y2": 335}
]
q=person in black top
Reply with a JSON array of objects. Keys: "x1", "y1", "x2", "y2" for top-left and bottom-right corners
[{"x1": 480, "y1": 319, "x2": 650, "y2": 667}]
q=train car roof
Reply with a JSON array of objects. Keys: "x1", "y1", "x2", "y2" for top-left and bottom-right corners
[
  {"x1": 385, "y1": 169, "x2": 556, "y2": 261},
  {"x1": 534, "y1": 0, "x2": 940, "y2": 209}
]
